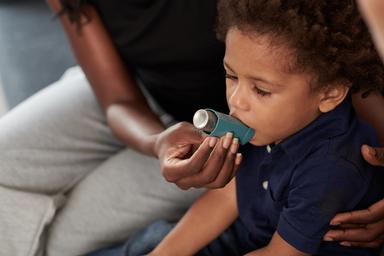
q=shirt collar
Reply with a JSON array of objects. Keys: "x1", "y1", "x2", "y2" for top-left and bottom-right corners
[{"x1": 276, "y1": 99, "x2": 353, "y2": 165}]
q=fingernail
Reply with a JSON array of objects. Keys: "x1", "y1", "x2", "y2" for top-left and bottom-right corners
[
  {"x1": 209, "y1": 137, "x2": 218, "y2": 148},
  {"x1": 324, "y1": 236, "x2": 334, "y2": 242},
  {"x1": 223, "y1": 132, "x2": 233, "y2": 149},
  {"x1": 340, "y1": 242, "x2": 351, "y2": 247},
  {"x1": 235, "y1": 153, "x2": 242, "y2": 165},
  {"x1": 230, "y1": 138, "x2": 239, "y2": 154},
  {"x1": 330, "y1": 220, "x2": 340, "y2": 225}
]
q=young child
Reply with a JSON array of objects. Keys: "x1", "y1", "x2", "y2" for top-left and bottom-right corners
[{"x1": 89, "y1": 0, "x2": 384, "y2": 255}]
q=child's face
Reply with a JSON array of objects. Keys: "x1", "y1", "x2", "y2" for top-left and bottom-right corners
[{"x1": 224, "y1": 28, "x2": 323, "y2": 146}]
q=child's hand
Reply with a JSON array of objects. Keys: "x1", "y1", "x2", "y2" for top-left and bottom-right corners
[{"x1": 155, "y1": 122, "x2": 242, "y2": 190}]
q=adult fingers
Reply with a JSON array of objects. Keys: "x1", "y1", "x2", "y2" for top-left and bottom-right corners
[
  {"x1": 162, "y1": 137, "x2": 215, "y2": 182},
  {"x1": 207, "y1": 153, "x2": 242, "y2": 189},
  {"x1": 175, "y1": 133, "x2": 234, "y2": 189},
  {"x1": 336, "y1": 223, "x2": 366, "y2": 229},
  {"x1": 324, "y1": 220, "x2": 384, "y2": 245},
  {"x1": 205, "y1": 138, "x2": 240, "y2": 189},
  {"x1": 231, "y1": 153, "x2": 243, "y2": 178},
  {"x1": 339, "y1": 234, "x2": 384, "y2": 248},
  {"x1": 173, "y1": 122, "x2": 207, "y2": 144},
  {"x1": 329, "y1": 198, "x2": 384, "y2": 225},
  {"x1": 361, "y1": 145, "x2": 384, "y2": 167},
  {"x1": 181, "y1": 136, "x2": 219, "y2": 175}
]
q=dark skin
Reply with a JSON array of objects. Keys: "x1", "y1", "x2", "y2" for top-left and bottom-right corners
[
  {"x1": 47, "y1": 0, "x2": 241, "y2": 190},
  {"x1": 48, "y1": 0, "x2": 384, "y2": 248}
]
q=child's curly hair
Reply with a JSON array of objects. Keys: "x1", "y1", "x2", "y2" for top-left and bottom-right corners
[{"x1": 216, "y1": 0, "x2": 384, "y2": 95}]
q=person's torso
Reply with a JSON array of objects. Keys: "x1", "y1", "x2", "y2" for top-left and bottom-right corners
[
  {"x1": 89, "y1": 0, "x2": 228, "y2": 120},
  {"x1": 236, "y1": 100, "x2": 384, "y2": 255}
]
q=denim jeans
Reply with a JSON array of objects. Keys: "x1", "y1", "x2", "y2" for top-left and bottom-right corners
[{"x1": 88, "y1": 219, "x2": 252, "y2": 256}]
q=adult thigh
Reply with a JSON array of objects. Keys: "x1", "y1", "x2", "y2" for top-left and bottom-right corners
[
  {"x1": 0, "y1": 67, "x2": 123, "y2": 256},
  {"x1": 0, "y1": 66, "x2": 123, "y2": 194},
  {"x1": 46, "y1": 148, "x2": 204, "y2": 256}
]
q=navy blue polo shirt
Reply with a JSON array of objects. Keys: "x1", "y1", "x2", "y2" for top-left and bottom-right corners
[{"x1": 236, "y1": 99, "x2": 384, "y2": 255}]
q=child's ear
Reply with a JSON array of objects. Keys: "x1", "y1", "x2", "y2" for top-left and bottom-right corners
[{"x1": 318, "y1": 81, "x2": 350, "y2": 113}]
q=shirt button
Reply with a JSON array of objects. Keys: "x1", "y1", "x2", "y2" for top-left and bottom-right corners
[
  {"x1": 266, "y1": 145, "x2": 272, "y2": 153},
  {"x1": 262, "y1": 180, "x2": 269, "y2": 190}
]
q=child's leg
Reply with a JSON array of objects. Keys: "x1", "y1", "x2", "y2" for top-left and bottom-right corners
[
  {"x1": 47, "y1": 149, "x2": 203, "y2": 255},
  {"x1": 87, "y1": 220, "x2": 176, "y2": 256},
  {"x1": 88, "y1": 219, "x2": 253, "y2": 256}
]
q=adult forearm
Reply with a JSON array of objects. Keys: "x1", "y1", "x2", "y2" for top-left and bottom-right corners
[
  {"x1": 358, "y1": 0, "x2": 384, "y2": 61},
  {"x1": 106, "y1": 101, "x2": 165, "y2": 156},
  {"x1": 352, "y1": 92, "x2": 384, "y2": 145},
  {"x1": 48, "y1": 0, "x2": 166, "y2": 155},
  {"x1": 48, "y1": 0, "x2": 147, "y2": 110}
]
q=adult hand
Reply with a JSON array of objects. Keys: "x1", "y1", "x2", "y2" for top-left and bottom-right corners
[
  {"x1": 325, "y1": 1, "x2": 384, "y2": 247},
  {"x1": 155, "y1": 122, "x2": 242, "y2": 190},
  {"x1": 323, "y1": 145, "x2": 384, "y2": 247},
  {"x1": 361, "y1": 145, "x2": 384, "y2": 167}
]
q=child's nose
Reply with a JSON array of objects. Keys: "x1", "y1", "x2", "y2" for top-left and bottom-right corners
[{"x1": 228, "y1": 84, "x2": 249, "y2": 111}]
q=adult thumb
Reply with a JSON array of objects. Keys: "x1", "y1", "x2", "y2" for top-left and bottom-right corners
[{"x1": 361, "y1": 144, "x2": 384, "y2": 167}]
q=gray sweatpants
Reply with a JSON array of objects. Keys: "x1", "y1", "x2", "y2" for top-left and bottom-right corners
[{"x1": 0, "y1": 67, "x2": 203, "y2": 256}]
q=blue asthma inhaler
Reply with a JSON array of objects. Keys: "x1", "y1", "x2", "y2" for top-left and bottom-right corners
[{"x1": 193, "y1": 109, "x2": 255, "y2": 145}]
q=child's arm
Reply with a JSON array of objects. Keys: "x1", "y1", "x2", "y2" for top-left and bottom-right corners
[
  {"x1": 245, "y1": 232, "x2": 310, "y2": 256},
  {"x1": 149, "y1": 178, "x2": 238, "y2": 256}
]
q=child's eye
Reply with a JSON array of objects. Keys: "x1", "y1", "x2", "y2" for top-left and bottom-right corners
[
  {"x1": 225, "y1": 73, "x2": 238, "y2": 80},
  {"x1": 254, "y1": 87, "x2": 271, "y2": 96}
]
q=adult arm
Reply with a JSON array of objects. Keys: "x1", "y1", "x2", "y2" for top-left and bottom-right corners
[
  {"x1": 354, "y1": 90, "x2": 384, "y2": 166},
  {"x1": 323, "y1": 0, "x2": 384, "y2": 247},
  {"x1": 47, "y1": 0, "x2": 165, "y2": 155},
  {"x1": 47, "y1": 0, "x2": 241, "y2": 189},
  {"x1": 358, "y1": 0, "x2": 384, "y2": 61},
  {"x1": 355, "y1": 0, "x2": 384, "y2": 166},
  {"x1": 324, "y1": 0, "x2": 384, "y2": 241},
  {"x1": 149, "y1": 178, "x2": 238, "y2": 255}
]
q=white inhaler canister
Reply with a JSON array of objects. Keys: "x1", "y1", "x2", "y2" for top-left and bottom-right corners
[{"x1": 193, "y1": 109, "x2": 255, "y2": 145}]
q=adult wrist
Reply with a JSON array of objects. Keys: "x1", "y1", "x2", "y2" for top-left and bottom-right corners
[{"x1": 146, "y1": 133, "x2": 162, "y2": 158}]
